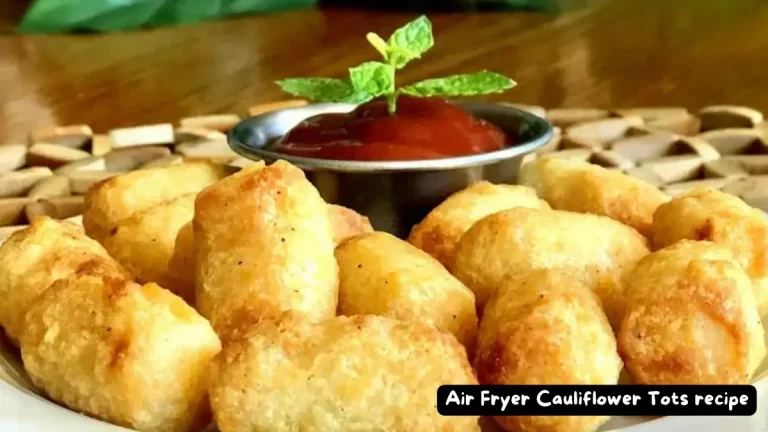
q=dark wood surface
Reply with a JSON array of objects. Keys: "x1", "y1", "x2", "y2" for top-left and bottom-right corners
[{"x1": 2, "y1": 0, "x2": 768, "y2": 142}]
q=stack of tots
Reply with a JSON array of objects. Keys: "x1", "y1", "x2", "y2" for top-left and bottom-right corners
[{"x1": 0, "y1": 155, "x2": 765, "y2": 432}]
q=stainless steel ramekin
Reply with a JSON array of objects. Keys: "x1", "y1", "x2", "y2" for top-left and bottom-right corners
[{"x1": 228, "y1": 101, "x2": 553, "y2": 238}]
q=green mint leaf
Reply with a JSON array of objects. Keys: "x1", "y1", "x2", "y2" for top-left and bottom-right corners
[
  {"x1": 276, "y1": 16, "x2": 518, "y2": 114},
  {"x1": 387, "y1": 15, "x2": 434, "y2": 69},
  {"x1": 366, "y1": 33, "x2": 390, "y2": 61},
  {"x1": 349, "y1": 62, "x2": 395, "y2": 99},
  {"x1": 341, "y1": 91, "x2": 377, "y2": 104},
  {"x1": 400, "y1": 71, "x2": 517, "y2": 97},
  {"x1": 276, "y1": 78, "x2": 373, "y2": 104}
]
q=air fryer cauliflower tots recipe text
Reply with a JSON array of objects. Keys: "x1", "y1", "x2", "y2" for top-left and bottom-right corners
[
  {"x1": 445, "y1": 389, "x2": 644, "y2": 410},
  {"x1": 444, "y1": 384, "x2": 751, "y2": 414},
  {"x1": 0, "y1": 14, "x2": 766, "y2": 432}
]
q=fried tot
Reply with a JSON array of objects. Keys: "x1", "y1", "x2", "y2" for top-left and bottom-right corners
[
  {"x1": 475, "y1": 269, "x2": 622, "y2": 432},
  {"x1": 519, "y1": 157, "x2": 669, "y2": 237},
  {"x1": 0, "y1": 216, "x2": 127, "y2": 345},
  {"x1": 328, "y1": 204, "x2": 373, "y2": 246},
  {"x1": 651, "y1": 187, "x2": 768, "y2": 315},
  {"x1": 618, "y1": 240, "x2": 766, "y2": 384},
  {"x1": 101, "y1": 194, "x2": 196, "y2": 303},
  {"x1": 168, "y1": 204, "x2": 370, "y2": 303},
  {"x1": 408, "y1": 182, "x2": 551, "y2": 268},
  {"x1": 335, "y1": 231, "x2": 478, "y2": 349},
  {"x1": 83, "y1": 162, "x2": 236, "y2": 243},
  {"x1": 208, "y1": 313, "x2": 480, "y2": 432},
  {"x1": 453, "y1": 208, "x2": 649, "y2": 325},
  {"x1": 21, "y1": 267, "x2": 221, "y2": 432},
  {"x1": 194, "y1": 161, "x2": 338, "y2": 334}
]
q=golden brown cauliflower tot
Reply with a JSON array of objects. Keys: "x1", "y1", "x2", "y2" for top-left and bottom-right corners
[
  {"x1": 169, "y1": 203, "x2": 370, "y2": 304},
  {"x1": 408, "y1": 182, "x2": 550, "y2": 268},
  {"x1": 453, "y1": 208, "x2": 649, "y2": 325},
  {"x1": 519, "y1": 157, "x2": 669, "y2": 237},
  {"x1": 194, "y1": 161, "x2": 338, "y2": 334},
  {"x1": 208, "y1": 313, "x2": 480, "y2": 432},
  {"x1": 475, "y1": 269, "x2": 622, "y2": 432},
  {"x1": 21, "y1": 266, "x2": 221, "y2": 432},
  {"x1": 83, "y1": 162, "x2": 237, "y2": 301},
  {"x1": 328, "y1": 204, "x2": 373, "y2": 246},
  {"x1": 101, "y1": 193, "x2": 196, "y2": 303},
  {"x1": 335, "y1": 231, "x2": 477, "y2": 350},
  {"x1": 651, "y1": 187, "x2": 768, "y2": 315},
  {"x1": 84, "y1": 162, "x2": 236, "y2": 243},
  {"x1": 619, "y1": 240, "x2": 766, "y2": 384},
  {"x1": 0, "y1": 217, "x2": 127, "y2": 345}
]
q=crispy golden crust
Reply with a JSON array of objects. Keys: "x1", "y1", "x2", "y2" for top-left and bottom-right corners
[
  {"x1": 21, "y1": 270, "x2": 221, "y2": 432},
  {"x1": 408, "y1": 182, "x2": 551, "y2": 269},
  {"x1": 452, "y1": 208, "x2": 649, "y2": 326},
  {"x1": 83, "y1": 162, "x2": 237, "y2": 243},
  {"x1": 208, "y1": 313, "x2": 480, "y2": 432},
  {"x1": 194, "y1": 161, "x2": 338, "y2": 335},
  {"x1": 327, "y1": 204, "x2": 373, "y2": 246},
  {"x1": 167, "y1": 204, "x2": 371, "y2": 299},
  {"x1": 618, "y1": 240, "x2": 766, "y2": 384},
  {"x1": 519, "y1": 157, "x2": 669, "y2": 238},
  {"x1": 475, "y1": 269, "x2": 621, "y2": 432},
  {"x1": 335, "y1": 232, "x2": 478, "y2": 351},
  {"x1": 102, "y1": 194, "x2": 196, "y2": 304},
  {"x1": 651, "y1": 187, "x2": 768, "y2": 315},
  {"x1": 0, "y1": 217, "x2": 128, "y2": 345}
]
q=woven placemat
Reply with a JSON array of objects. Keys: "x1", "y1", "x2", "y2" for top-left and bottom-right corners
[
  {"x1": 0, "y1": 101, "x2": 765, "y2": 243},
  {"x1": 509, "y1": 104, "x2": 767, "y2": 211}
]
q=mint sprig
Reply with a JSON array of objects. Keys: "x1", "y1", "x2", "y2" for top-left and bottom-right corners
[
  {"x1": 276, "y1": 15, "x2": 516, "y2": 115},
  {"x1": 401, "y1": 71, "x2": 515, "y2": 97},
  {"x1": 349, "y1": 62, "x2": 395, "y2": 98},
  {"x1": 370, "y1": 15, "x2": 434, "y2": 70},
  {"x1": 276, "y1": 78, "x2": 370, "y2": 104}
]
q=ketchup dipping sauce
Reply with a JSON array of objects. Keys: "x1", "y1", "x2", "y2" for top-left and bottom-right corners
[{"x1": 273, "y1": 95, "x2": 512, "y2": 161}]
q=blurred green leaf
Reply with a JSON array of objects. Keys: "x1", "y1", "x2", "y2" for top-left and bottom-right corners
[
  {"x1": 152, "y1": 0, "x2": 224, "y2": 26},
  {"x1": 19, "y1": 0, "x2": 318, "y2": 33},
  {"x1": 19, "y1": 0, "x2": 117, "y2": 32},
  {"x1": 317, "y1": 0, "x2": 556, "y2": 12},
  {"x1": 84, "y1": 1, "x2": 167, "y2": 32},
  {"x1": 225, "y1": 0, "x2": 316, "y2": 14}
]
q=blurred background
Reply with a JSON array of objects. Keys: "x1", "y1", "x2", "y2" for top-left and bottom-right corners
[
  {"x1": 4, "y1": 0, "x2": 559, "y2": 33},
  {"x1": 2, "y1": 0, "x2": 768, "y2": 206},
  {"x1": 3, "y1": 0, "x2": 768, "y2": 143}
]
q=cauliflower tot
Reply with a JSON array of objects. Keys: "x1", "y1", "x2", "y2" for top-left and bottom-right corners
[
  {"x1": 651, "y1": 187, "x2": 768, "y2": 316},
  {"x1": 194, "y1": 161, "x2": 338, "y2": 335},
  {"x1": 336, "y1": 231, "x2": 478, "y2": 350},
  {"x1": 21, "y1": 266, "x2": 221, "y2": 432},
  {"x1": 0, "y1": 217, "x2": 127, "y2": 345},
  {"x1": 408, "y1": 182, "x2": 550, "y2": 268},
  {"x1": 519, "y1": 157, "x2": 668, "y2": 237},
  {"x1": 619, "y1": 240, "x2": 766, "y2": 384},
  {"x1": 475, "y1": 269, "x2": 622, "y2": 432},
  {"x1": 453, "y1": 208, "x2": 649, "y2": 325},
  {"x1": 208, "y1": 313, "x2": 480, "y2": 432}
]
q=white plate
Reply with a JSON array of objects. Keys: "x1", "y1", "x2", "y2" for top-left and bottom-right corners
[{"x1": 1, "y1": 330, "x2": 767, "y2": 432}]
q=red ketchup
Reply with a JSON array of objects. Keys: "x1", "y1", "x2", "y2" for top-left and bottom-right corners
[{"x1": 274, "y1": 95, "x2": 510, "y2": 161}]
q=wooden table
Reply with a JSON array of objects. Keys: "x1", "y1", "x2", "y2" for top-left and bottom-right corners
[{"x1": 2, "y1": 0, "x2": 768, "y2": 142}]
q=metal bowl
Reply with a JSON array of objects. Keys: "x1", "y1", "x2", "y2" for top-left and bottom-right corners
[{"x1": 228, "y1": 101, "x2": 553, "y2": 238}]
